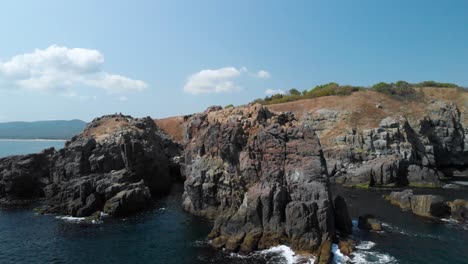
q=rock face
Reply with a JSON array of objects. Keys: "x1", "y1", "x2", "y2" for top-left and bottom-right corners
[
  {"x1": 334, "y1": 196, "x2": 352, "y2": 234},
  {"x1": 387, "y1": 190, "x2": 451, "y2": 218},
  {"x1": 410, "y1": 195, "x2": 450, "y2": 218},
  {"x1": 181, "y1": 104, "x2": 335, "y2": 253},
  {"x1": 305, "y1": 101, "x2": 467, "y2": 187},
  {"x1": 0, "y1": 148, "x2": 56, "y2": 203},
  {"x1": 387, "y1": 189, "x2": 414, "y2": 210},
  {"x1": 0, "y1": 114, "x2": 180, "y2": 216},
  {"x1": 448, "y1": 199, "x2": 468, "y2": 222}
]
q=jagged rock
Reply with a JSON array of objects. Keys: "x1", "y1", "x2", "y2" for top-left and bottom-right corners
[
  {"x1": 410, "y1": 195, "x2": 450, "y2": 218},
  {"x1": 103, "y1": 181, "x2": 152, "y2": 216},
  {"x1": 406, "y1": 165, "x2": 441, "y2": 186},
  {"x1": 182, "y1": 104, "x2": 334, "y2": 253},
  {"x1": 387, "y1": 189, "x2": 413, "y2": 210},
  {"x1": 358, "y1": 214, "x2": 382, "y2": 231},
  {"x1": 338, "y1": 239, "x2": 356, "y2": 256},
  {"x1": 379, "y1": 117, "x2": 400, "y2": 128},
  {"x1": 448, "y1": 199, "x2": 468, "y2": 222},
  {"x1": 0, "y1": 114, "x2": 180, "y2": 217},
  {"x1": 0, "y1": 148, "x2": 56, "y2": 201},
  {"x1": 310, "y1": 100, "x2": 466, "y2": 188},
  {"x1": 334, "y1": 196, "x2": 352, "y2": 234}
]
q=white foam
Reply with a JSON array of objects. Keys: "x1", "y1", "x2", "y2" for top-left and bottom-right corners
[
  {"x1": 227, "y1": 245, "x2": 315, "y2": 264},
  {"x1": 260, "y1": 245, "x2": 302, "y2": 264},
  {"x1": 355, "y1": 241, "x2": 376, "y2": 250},
  {"x1": 55, "y1": 215, "x2": 101, "y2": 224},
  {"x1": 350, "y1": 251, "x2": 396, "y2": 264},
  {"x1": 56, "y1": 216, "x2": 87, "y2": 222},
  {"x1": 332, "y1": 243, "x2": 351, "y2": 263},
  {"x1": 332, "y1": 241, "x2": 396, "y2": 264}
]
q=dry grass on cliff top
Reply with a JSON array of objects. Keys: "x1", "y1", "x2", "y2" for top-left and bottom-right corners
[
  {"x1": 153, "y1": 87, "x2": 467, "y2": 145},
  {"x1": 154, "y1": 116, "x2": 185, "y2": 143},
  {"x1": 83, "y1": 117, "x2": 132, "y2": 142}
]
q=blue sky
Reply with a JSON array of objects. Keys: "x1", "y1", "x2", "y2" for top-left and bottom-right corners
[{"x1": 0, "y1": 0, "x2": 467, "y2": 122}]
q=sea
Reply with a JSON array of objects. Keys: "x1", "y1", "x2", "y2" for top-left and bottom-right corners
[{"x1": 0, "y1": 140, "x2": 467, "y2": 264}]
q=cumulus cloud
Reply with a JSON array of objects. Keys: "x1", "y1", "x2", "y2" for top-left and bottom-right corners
[
  {"x1": 183, "y1": 67, "x2": 242, "y2": 94},
  {"x1": 184, "y1": 66, "x2": 271, "y2": 94},
  {"x1": 0, "y1": 45, "x2": 148, "y2": 94},
  {"x1": 265, "y1": 89, "x2": 285, "y2": 96},
  {"x1": 256, "y1": 70, "x2": 271, "y2": 78}
]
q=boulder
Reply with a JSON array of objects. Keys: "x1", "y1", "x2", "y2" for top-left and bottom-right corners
[
  {"x1": 410, "y1": 195, "x2": 450, "y2": 218},
  {"x1": 358, "y1": 214, "x2": 382, "y2": 231},
  {"x1": 387, "y1": 189, "x2": 413, "y2": 210},
  {"x1": 447, "y1": 199, "x2": 468, "y2": 222}
]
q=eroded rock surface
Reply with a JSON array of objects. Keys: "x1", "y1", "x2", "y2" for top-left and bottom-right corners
[
  {"x1": 181, "y1": 104, "x2": 335, "y2": 253},
  {"x1": 303, "y1": 101, "x2": 467, "y2": 187},
  {"x1": 0, "y1": 114, "x2": 180, "y2": 216}
]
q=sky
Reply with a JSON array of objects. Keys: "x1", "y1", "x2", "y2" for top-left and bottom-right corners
[{"x1": 0, "y1": 0, "x2": 467, "y2": 122}]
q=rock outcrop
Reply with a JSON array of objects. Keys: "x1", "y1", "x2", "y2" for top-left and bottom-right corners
[
  {"x1": 333, "y1": 196, "x2": 352, "y2": 234},
  {"x1": 387, "y1": 190, "x2": 451, "y2": 219},
  {"x1": 448, "y1": 199, "x2": 468, "y2": 222},
  {"x1": 0, "y1": 114, "x2": 180, "y2": 216},
  {"x1": 357, "y1": 214, "x2": 382, "y2": 231},
  {"x1": 181, "y1": 104, "x2": 336, "y2": 253},
  {"x1": 0, "y1": 148, "x2": 56, "y2": 204},
  {"x1": 304, "y1": 101, "x2": 467, "y2": 188}
]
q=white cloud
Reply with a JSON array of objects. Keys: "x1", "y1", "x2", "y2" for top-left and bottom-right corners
[
  {"x1": 265, "y1": 89, "x2": 285, "y2": 96},
  {"x1": 0, "y1": 45, "x2": 148, "y2": 94},
  {"x1": 118, "y1": 95, "x2": 128, "y2": 101},
  {"x1": 184, "y1": 66, "x2": 271, "y2": 94},
  {"x1": 183, "y1": 67, "x2": 242, "y2": 94},
  {"x1": 256, "y1": 70, "x2": 271, "y2": 79}
]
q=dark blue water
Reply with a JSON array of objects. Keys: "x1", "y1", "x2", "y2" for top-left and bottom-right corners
[
  {"x1": 332, "y1": 185, "x2": 468, "y2": 264},
  {"x1": 0, "y1": 141, "x2": 467, "y2": 264}
]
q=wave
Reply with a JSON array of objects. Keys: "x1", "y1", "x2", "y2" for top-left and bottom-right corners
[
  {"x1": 355, "y1": 241, "x2": 376, "y2": 250},
  {"x1": 441, "y1": 218, "x2": 468, "y2": 231},
  {"x1": 332, "y1": 242, "x2": 396, "y2": 264},
  {"x1": 381, "y1": 222, "x2": 438, "y2": 239},
  {"x1": 55, "y1": 215, "x2": 101, "y2": 224},
  {"x1": 226, "y1": 244, "x2": 315, "y2": 264},
  {"x1": 259, "y1": 245, "x2": 315, "y2": 264}
]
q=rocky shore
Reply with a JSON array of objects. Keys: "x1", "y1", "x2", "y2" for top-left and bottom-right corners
[
  {"x1": 0, "y1": 114, "x2": 181, "y2": 217},
  {"x1": 1, "y1": 87, "x2": 467, "y2": 262}
]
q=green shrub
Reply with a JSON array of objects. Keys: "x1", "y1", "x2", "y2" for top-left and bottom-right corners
[{"x1": 251, "y1": 80, "x2": 465, "y2": 105}]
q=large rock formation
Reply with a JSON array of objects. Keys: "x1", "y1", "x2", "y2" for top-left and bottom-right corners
[
  {"x1": 0, "y1": 148, "x2": 56, "y2": 204},
  {"x1": 0, "y1": 114, "x2": 180, "y2": 216},
  {"x1": 181, "y1": 104, "x2": 335, "y2": 253},
  {"x1": 302, "y1": 100, "x2": 467, "y2": 187},
  {"x1": 387, "y1": 190, "x2": 451, "y2": 219}
]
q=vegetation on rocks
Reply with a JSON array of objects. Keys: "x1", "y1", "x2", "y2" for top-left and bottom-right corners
[{"x1": 252, "y1": 80, "x2": 466, "y2": 105}]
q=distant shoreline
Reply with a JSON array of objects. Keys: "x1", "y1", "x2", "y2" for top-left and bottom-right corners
[{"x1": 0, "y1": 139, "x2": 67, "y2": 142}]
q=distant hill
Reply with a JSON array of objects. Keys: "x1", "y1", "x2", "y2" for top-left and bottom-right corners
[{"x1": 0, "y1": 120, "x2": 87, "y2": 140}]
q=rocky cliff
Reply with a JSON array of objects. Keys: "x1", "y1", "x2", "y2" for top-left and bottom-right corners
[
  {"x1": 0, "y1": 114, "x2": 181, "y2": 216},
  {"x1": 180, "y1": 104, "x2": 337, "y2": 254},
  {"x1": 266, "y1": 88, "x2": 468, "y2": 188}
]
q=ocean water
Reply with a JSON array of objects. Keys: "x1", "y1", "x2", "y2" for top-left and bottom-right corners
[
  {"x1": 0, "y1": 139, "x2": 65, "y2": 157},
  {"x1": 1, "y1": 141, "x2": 468, "y2": 264}
]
